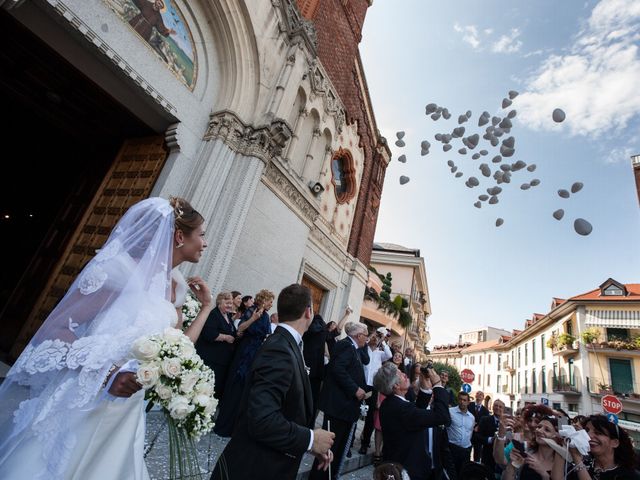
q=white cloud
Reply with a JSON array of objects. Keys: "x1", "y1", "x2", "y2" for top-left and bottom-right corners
[
  {"x1": 491, "y1": 28, "x2": 523, "y2": 54},
  {"x1": 517, "y1": 0, "x2": 640, "y2": 137},
  {"x1": 604, "y1": 145, "x2": 637, "y2": 164},
  {"x1": 454, "y1": 23, "x2": 480, "y2": 49}
]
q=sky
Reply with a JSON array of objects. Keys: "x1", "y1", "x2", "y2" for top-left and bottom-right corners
[{"x1": 360, "y1": 0, "x2": 640, "y2": 346}]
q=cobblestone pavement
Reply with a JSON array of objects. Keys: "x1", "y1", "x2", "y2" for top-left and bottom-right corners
[{"x1": 145, "y1": 410, "x2": 373, "y2": 479}]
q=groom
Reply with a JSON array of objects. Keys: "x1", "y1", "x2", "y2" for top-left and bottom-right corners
[{"x1": 212, "y1": 284, "x2": 334, "y2": 479}]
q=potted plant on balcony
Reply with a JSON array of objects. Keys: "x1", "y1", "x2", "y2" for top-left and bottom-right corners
[
  {"x1": 557, "y1": 333, "x2": 576, "y2": 350},
  {"x1": 598, "y1": 382, "x2": 613, "y2": 394},
  {"x1": 546, "y1": 334, "x2": 558, "y2": 349},
  {"x1": 581, "y1": 327, "x2": 600, "y2": 346}
]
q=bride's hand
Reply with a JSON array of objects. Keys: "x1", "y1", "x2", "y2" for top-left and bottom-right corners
[
  {"x1": 109, "y1": 372, "x2": 142, "y2": 397},
  {"x1": 187, "y1": 276, "x2": 211, "y2": 306}
]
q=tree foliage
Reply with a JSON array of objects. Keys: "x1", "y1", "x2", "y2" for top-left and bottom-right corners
[{"x1": 432, "y1": 361, "x2": 462, "y2": 399}]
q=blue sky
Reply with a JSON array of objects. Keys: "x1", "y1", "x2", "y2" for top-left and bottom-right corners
[{"x1": 360, "y1": 0, "x2": 640, "y2": 345}]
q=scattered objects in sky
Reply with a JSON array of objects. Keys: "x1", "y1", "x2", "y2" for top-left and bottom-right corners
[
  {"x1": 574, "y1": 218, "x2": 593, "y2": 236},
  {"x1": 527, "y1": 164, "x2": 537, "y2": 172},
  {"x1": 395, "y1": 139, "x2": 405, "y2": 147},
  {"x1": 425, "y1": 103, "x2": 438, "y2": 114},
  {"x1": 571, "y1": 182, "x2": 583, "y2": 194},
  {"x1": 398, "y1": 154, "x2": 407, "y2": 163},
  {"x1": 508, "y1": 90, "x2": 519, "y2": 99},
  {"x1": 496, "y1": 218, "x2": 504, "y2": 227},
  {"x1": 443, "y1": 144, "x2": 452, "y2": 152},
  {"x1": 396, "y1": 131, "x2": 405, "y2": 140},
  {"x1": 552, "y1": 108, "x2": 566, "y2": 123},
  {"x1": 455, "y1": 172, "x2": 463, "y2": 178},
  {"x1": 558, "y1": 189, "x2": 570, "y2": 199},
  {"x1": 399, "y1": 175, "x2": 410, "y2": 185},
  {"x1": 530, "y1": 179, "x2": 541, "y2": 187},
  {"x1": 553, "y1": 209, "x2": 565, "y2": 220},
  {"x1": 502, "y1": 98, "x2": 512, "y2": 109},
  {"x1": 474, "y1": 201, "x2": 482, "y2": 208},
  {"x1": 520, "y1": 183, "x2": 530, "y2": 190}
]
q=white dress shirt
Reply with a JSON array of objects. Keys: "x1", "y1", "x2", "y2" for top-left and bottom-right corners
[
  {"x1": 364, "y1": 343, "x2": 392, "y2": 386},
  {"x1": 446, "y1": 406, "x2": 475, "y2": 448}
]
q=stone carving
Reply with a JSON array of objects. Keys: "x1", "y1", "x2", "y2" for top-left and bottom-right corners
[
  {"x1": 274, "y1": 0, "x2": 318, "y2": 55},
  {"x1": 310, "y1": 225, "x2": 349, "y2": 264},
  {"x1": 307, "y1": 61, "x2": 346, "y2": 132},
  {"x1": 262, "y1": 161, "x2": 319, "y2": 225},
  {"x1": 204, "y1": 110, "x2": 293, "y2": 163},
  {"x1": 43, "y1": 0, "x2": 178, "y2": 116}
]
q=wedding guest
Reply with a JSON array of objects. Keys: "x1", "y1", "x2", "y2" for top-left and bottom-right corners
[
  {"x1": 447, "y1": 391, "x2": 475, "y2": 476},
  {"x1": 325, "y1": 306, "x2": 353, "y2": 356},
  {"x1": 439, "y1": 370, "x2": 456, "y2": 407},
  {"x1": 230, "y1": 290, "x2": 242, "y2": 317},
  {"x1": 0, "y1": 196, "x2": 212, "y2": 479},
  {"x1": 303, "y1": 313, "x2": 329, "y2": 417},
  {"x1": 234, "y1": 295, "x2": 253, "y2": 327},
  {"x1": 195, "y1": 291, "x2": 237, "y2": 400},
  {"x1": 503, "y1": 415, "x2": 559, "y2": 480},
  {"x1": 471, "y1": 391, "x2": 490, "y2": 461},
  {"x1": 212, "y1": 284, "x2": 334, "y2": 480},
  {"x1": 270, "y1": 312, "x2": 279, "y2": 334},
  {"x1": 214, "y1": 289, "x2": 274, "y2": 437}
]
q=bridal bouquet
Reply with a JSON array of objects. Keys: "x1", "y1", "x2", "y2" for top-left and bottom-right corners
[{"x1": 132, "y1": 328, "x2": 215, "y2": 479}]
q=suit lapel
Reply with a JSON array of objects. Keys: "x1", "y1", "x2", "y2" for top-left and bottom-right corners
[{"x1": 276, "y1": 326, "x2": 314, "y2": 425}]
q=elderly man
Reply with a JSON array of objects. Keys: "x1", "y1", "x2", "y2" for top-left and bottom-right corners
[
  {"x1": 471, "y1": 391, "x2": 490, "y2": 461},
  {"x1": 309, "y1": 322, "x2": 369, "y2": 480},
  {"x1": 358, "y1": 328, "x2": 392, "y2": 455},
  {"x1": 375, "y1": 362, "x2": 451, "y2": 480}
]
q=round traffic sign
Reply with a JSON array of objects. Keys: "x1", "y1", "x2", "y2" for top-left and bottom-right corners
[
  {"x1": 461, "y1": 369, "x2": 475, "y2": 384},
  {"x1": 462, "y1": 383, "x2": 472, "y2": 393},
  {"x1": 606, "y1": 413, "x2": 619, "y2": 425},
  {"x1": 602, "y1": 394, "x2": 622, "y2": 414}
]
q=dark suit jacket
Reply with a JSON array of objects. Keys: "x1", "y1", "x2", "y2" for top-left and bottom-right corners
[
  {"x1": 302, "y1": 314, "x2": 327, "y2": 379},
  {"x1": 477, "y1": 414, "x2": 500, "y2": 470},
  {"x1": 212, "y1": 326, "x2": 313, "y2": 480},
  {"x1": 380, "y1": 387, "x2": 451, "y2": 480},
  {"x1": 471, "y1": 403, "x2": 490, "y2": 423},
  {"x1": 318, "y1": 337, "x2": 367, "y2": 422},
  {"x1": 195, "y1": 307, "x2": 236, "y2": 368}
]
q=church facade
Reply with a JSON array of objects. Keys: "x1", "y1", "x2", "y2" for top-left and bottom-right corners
[{"x1": 0, "y1": 0, "x2": 389, "y2": 359}]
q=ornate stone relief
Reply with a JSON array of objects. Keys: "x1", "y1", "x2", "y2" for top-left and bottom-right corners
[
  {"x1": 204, "y1": 110, "x2": 293, "y2": 164},
  {"x1": 40, "y1": 0, "x2": 178, "y2": 116},
  {"x1": 273, "y1": 0, "x2": 318, "y2": 55},
  {"x1": 310, "y1": 225, "x2": 349, "y2": 265},
  {"x1": 308, "y1": 61, "x2": 346, "y2": 132}
]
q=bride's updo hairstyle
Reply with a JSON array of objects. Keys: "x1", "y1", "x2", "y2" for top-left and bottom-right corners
[{"x1": 170, "y1": 196, "x2": 204, "y2": 234}]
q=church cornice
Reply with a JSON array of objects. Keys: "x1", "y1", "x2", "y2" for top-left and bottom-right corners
[
  {"x1": 273, "y1": 0, "x2": 318, "y2": 56},
  {"x1": 204, "y1": 110, "x2": 293, "y2": 164}
]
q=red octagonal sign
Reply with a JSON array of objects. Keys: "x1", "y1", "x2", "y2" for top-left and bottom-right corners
[
  {"x1": 461, "y1": 369, "x2": 475, "y2": 384},
  {"x1": 602, "y1": 394, "x2": 622, "y2": 415}
]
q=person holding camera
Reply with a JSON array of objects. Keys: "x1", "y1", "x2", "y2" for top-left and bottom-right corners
[
  {"x1": 358, "y1": 327, "x2": 393, "y2": 456},
  {"x1": 374, "y1": 361, "x2": 451, "y2": 480}
]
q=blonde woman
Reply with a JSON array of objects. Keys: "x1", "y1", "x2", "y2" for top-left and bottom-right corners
[{"x1": 213, "y1": 289, "x2": 275, "y2": 437}]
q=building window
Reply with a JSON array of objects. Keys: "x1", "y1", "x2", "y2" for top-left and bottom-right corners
[
  {"x1": 553, "y1": 402, "x2": 561, "y2": 410},
  {"x1": 525, "y1": 344, "x2": 528, "y2": 366},
  {"x1": 525, "y1": 371, "x2": 528, "y2": 394},
  {"x1": 542, "y1": 366, "x2": 547, "y2": 393},
  {"x1": 511, "y1": 351, "x2": 515, "y2": 368},
  {"x1": 541, "y1": 334, "x2": 546, "y2": 360},
  {"x1": 532, "y1": 368, "x2": 537, "y2": 393},
  {"x1": 532, "y1": 339, "x2": 536, "y2": 363},
  {"x1": 566, "y1": 321, "x2": 573, "y2": 336},
  {"x1": 518, "y1": 373, "x2": 521, "y2": 392},
  {"x1": 487, "y1": 374, "x2": 491, "y2": 386},
  {"x1": 553, "y1": 362, "x2": 558, "y2": 379},
  {"x1": 603, "y1": 285, "x2": 624, "y2": 296},
  {"x1": 488, "y1": 354, "x2": 491, "y2": 364},
  {"x1": 607, "y1": 328, "x2": 630, "y2": 341},
  {"x1": 568, "y1": 403, "x2": 579, "y2": 412},
  {"x1": 518, "y1": 347, "x2": 521, "y2": 368},
  {"x1": 497, "y1": 375, "x2": 502, "y2": 392},
  {"x1": 497, "y1": 353, "x2": 502, "y2": 371},
  {"x1": 478, "y1": 374, "x2": 482, "y2": 386},
  {"x1": 330, "y1": 148, "x2": 356, "y2": 204},
  {"x1": 479, "y1": 355, "x2": 482, "y2": 364}
]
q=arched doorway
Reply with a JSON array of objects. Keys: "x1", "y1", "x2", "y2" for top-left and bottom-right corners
[{"x1": 0, "y1": 10, "x2": 169, "y2": 361}]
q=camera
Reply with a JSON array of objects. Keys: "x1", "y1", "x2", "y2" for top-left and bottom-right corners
[
  {"x1": 420, "y1": 360, "x2": 434, "y2": 375},
  {"x1": 359, "y1": 402, "x2": 369, "y2": 419}
]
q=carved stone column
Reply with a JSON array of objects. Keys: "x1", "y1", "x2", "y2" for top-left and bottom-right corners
[{"x1": 302, "y1": 127, "x2": 322, "y2": 180}]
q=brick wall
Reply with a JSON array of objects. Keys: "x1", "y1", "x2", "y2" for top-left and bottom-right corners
[
  {"x1": 635, "y1": 162, "x2": 640, "y2": 206},
  {"x1": 310, "y1": 0, "x2": 387, "y2": 265}
]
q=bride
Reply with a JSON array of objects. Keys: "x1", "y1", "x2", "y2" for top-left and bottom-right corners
[{"x1": 0, "y1": 196, "x2": 213, "y2": 479}]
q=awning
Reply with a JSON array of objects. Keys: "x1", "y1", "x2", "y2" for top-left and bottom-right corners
[{"x1": 585, "y1": 309, "x2": 640, "y2": 328}]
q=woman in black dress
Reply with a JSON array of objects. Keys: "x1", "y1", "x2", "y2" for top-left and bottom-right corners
[{"x1": 194, "y1": 291, "x2": 237, "y2": 400}]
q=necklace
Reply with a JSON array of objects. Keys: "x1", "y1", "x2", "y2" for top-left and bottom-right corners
[{"x1": 593, "y1": 464, "x2": 618, "y2": 480}]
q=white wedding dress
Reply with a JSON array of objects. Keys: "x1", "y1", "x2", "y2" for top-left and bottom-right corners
[{"x1": 0, "y1": 265, "x2": 188, "y2": 480}]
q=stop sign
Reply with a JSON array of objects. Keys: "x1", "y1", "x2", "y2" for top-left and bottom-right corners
[
  {"x1": 461, "y1": 369, "x2": 475, "y2": 384},
  {"x1": 602, "y1": 394, "x2": 623, "y2": 415}
]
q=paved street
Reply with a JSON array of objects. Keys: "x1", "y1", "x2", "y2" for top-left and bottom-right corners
[{"x1": 145, "y1": 410, "x2": 374, "y2": 479}]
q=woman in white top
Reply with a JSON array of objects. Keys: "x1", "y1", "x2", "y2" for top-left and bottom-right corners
[{"x1": 0, "y1": 196, "x2": 213, "y2": 480}]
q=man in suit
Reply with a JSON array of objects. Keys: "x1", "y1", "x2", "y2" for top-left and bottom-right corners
[
  {"x1": 303, "y1": 313, "x2": 328, "y2": 418},
  {"x1": 470, "y1": 391, "x2": 490, "y2": 461},
  {"x1": 476, "y1": 399, "x2": 505, "y2": 475},
  {"x1": 212, "y1": 284, "x2": 334, "y2": 480},
  {"x1": 374, "y1": 362, "x2": 451, "y2": 480},
  {"x1": 309, "y1": 321, "x2": 369, "y2": 480}
]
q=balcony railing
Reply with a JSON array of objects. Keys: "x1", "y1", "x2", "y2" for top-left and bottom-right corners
[
  {"x1": 552, "y1": 375, "x2": 580, "y2": 394},
  {"x1": 587, "y1": 377, "x2": 640, "y2": 399}
]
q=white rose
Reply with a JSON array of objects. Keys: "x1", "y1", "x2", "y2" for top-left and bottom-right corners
[
  {"x1": 167, "y1": 396, "x2": 194, "y2": 420},
  {"x1": 180, "y1": 372, "x2": 199, "y2": 393},
  {"x1": 204, "y1": 399, "x2": 216, "y2": 416},
  {"x1": 161, "y1": 358, "x2": 182, "y2": 378},
  {"x1": 131, "y1": 337, "x2": 161, "y2": 361},
  {"x1": 155, "y1": 384, "x2": 173, "y2": 401},
  {"x1": 137, "y1": 364, "x2": 160, "y2": 388},
  {"x1": 163, "y1": 328, "x2": 184, "y2": 343},
  {"x1": 194, "y1": 394, "x2": 211, "y2": 409},
  {"x1": 179, "y1": 340, "x2": 196, "y2": 359},
  {"x1": 195, "y1": 382, "x2": 214, "y2": 396}
]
